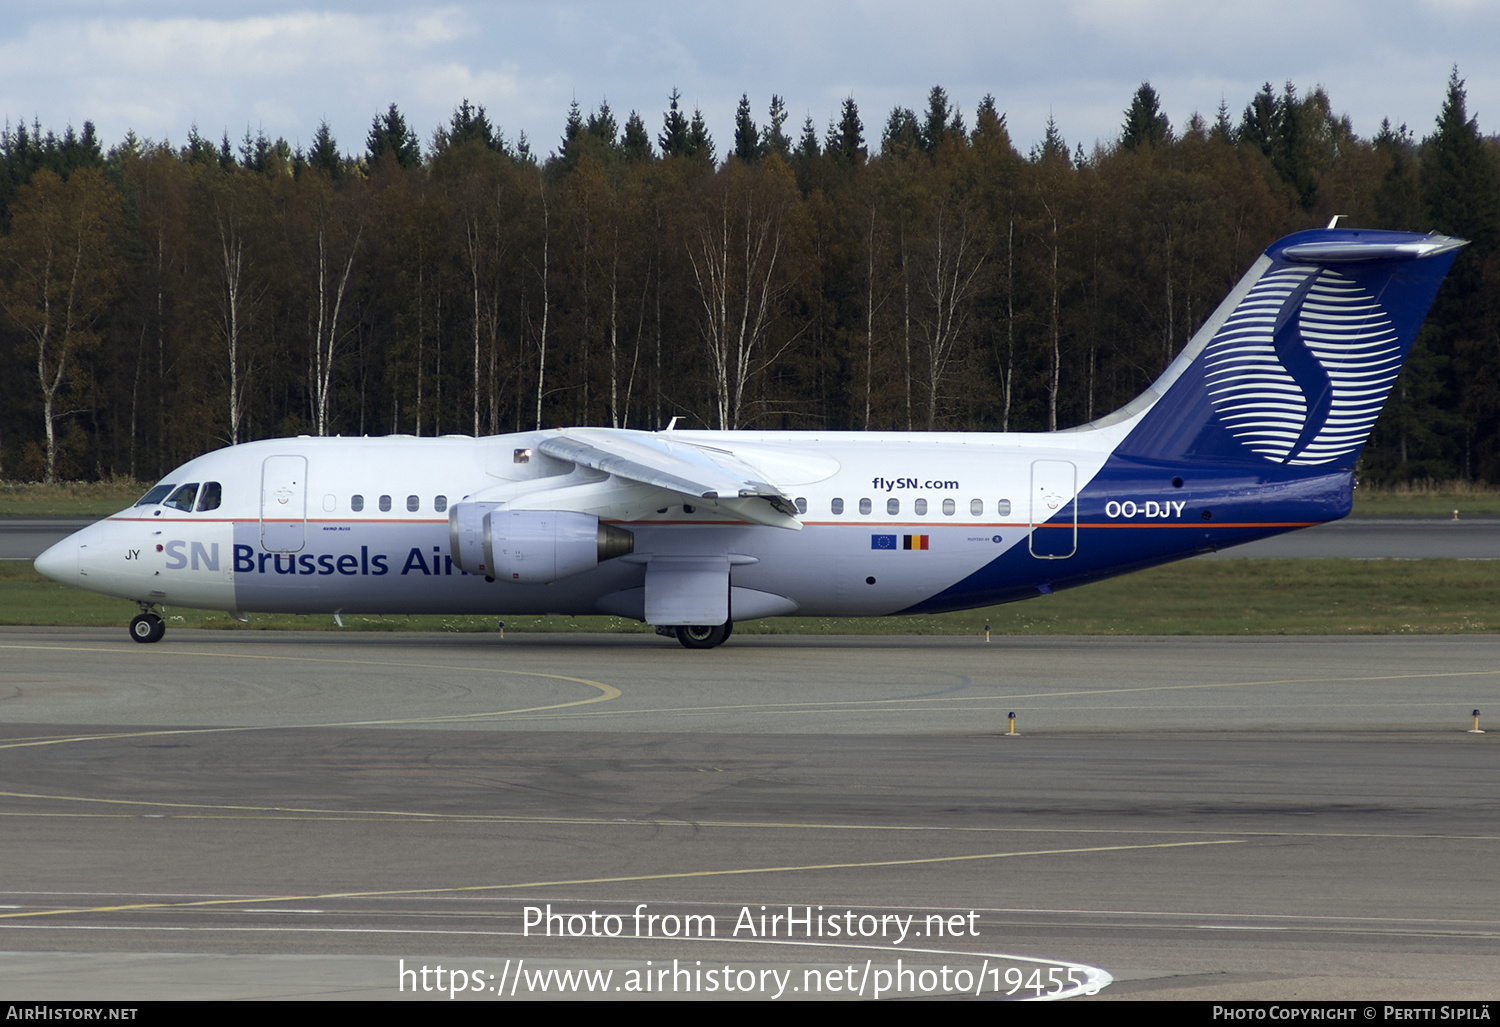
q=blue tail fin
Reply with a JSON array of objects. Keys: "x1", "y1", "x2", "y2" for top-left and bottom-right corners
[{"x1": 1111, "y1": 229, "x2": 1465, "y2": 471}]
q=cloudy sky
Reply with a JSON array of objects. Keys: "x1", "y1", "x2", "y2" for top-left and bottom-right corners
[{"x1": 2, "y1": 0, "x2": 1496, "y2": 159}]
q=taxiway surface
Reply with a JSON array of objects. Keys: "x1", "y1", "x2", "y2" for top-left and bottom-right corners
[{"x1": 1, "y1": 629, "x2": 1496, "y2": 1001}]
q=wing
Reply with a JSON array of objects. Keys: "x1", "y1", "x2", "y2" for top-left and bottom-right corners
[{"x1": 537, "y1": 428, "x2": 802, "y2": 529}]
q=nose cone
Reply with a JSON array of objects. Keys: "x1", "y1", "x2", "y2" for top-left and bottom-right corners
[{"x1": 34, "y1": 538, "x2": 78, "y2": 582}]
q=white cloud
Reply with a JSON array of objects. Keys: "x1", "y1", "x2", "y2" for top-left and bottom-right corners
[
  {"x1": 0, "y1": 1, "x2": 1495, "y2": 159},
  {"x1": 0, "y1": 7, "x2": 473, "y2": 147}
]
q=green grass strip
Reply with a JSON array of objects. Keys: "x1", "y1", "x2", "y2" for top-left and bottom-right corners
[{"x1": 3, "y1": 558, "x2": 1496, "y2": 635}]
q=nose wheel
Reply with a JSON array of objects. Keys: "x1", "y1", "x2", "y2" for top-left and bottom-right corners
[
  {"x1": 130, "y1": 610, "x2": 165, "y2": 644},
  {"x1": 675, "y1": 623, "x2": 732, "y2": 649}
]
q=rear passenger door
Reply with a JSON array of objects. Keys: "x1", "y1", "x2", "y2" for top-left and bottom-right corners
[{"x1": 1028, "y1": 459, "x2": 1077, "y2": 559}]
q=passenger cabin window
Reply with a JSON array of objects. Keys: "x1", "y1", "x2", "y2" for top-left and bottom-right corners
[
  {"x1": 196, "y1": 482, "x2": 222, "y2": 512},
  {"x1": 378, "y1": 495, "x2": 392, "y2": 512},
  {"x1": 163, "y1": 483, "x2": 198, "y2": 512},
  {"x1": 887, "y1": 498, "x2": 899, "y2": 515},
  {"x1": 914, "y1": 498, "x2": 928, "y2": 515},
  {"x1": 136, "y1": 484, "x2": 174, "y2": 506},
  {"x1": 942, "y1": 499, "x2": 956, "y2": 516},
  {"x1": 795, "y1": 497, "x2": 807, "y2": 514},
  {"x1": 997, "y1": 499, "x2": 1011, "y2": 516},
  {"x1": 858, "y1": 498, "x2": 872, "y2": 515},
  {"x1": 970, "y1": 498, "x2": 983, "y2": 516},
  {"x1": 407, "y1": 495, "x2": 420, "y2": 513},
  {"x1": 351, "y1": 494, "x2": 364, "y2": 512},
  {"x1": 434, "y1": 495, "x2": 448, "y2": 513},
  {"x1": 831, "y1": 498, "x2": 844, "y2": 514}
]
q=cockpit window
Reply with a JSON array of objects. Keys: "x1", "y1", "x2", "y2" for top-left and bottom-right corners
[
  {"x1": 135, "y1": 484, "x2": 174, "y2": 507},
  {"x1": 196, "y1": 482, "x2": 222, "y2": 512},
  {"x1": 163, "y1": 483, "x2": 199, "y2": 512}
]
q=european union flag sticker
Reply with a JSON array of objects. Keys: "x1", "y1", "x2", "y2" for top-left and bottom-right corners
[{"x1": 871, "y1": 534, "x2": 897, "y2": 550}]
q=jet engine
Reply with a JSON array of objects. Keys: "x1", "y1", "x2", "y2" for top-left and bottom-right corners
[{"x1": 449, "y1": 504, "x2": 633, "y2": 583}]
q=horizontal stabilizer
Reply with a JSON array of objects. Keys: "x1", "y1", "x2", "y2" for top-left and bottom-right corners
[{"x1": 1281, "y1": 235, "x2": 1467, "y2": 264}]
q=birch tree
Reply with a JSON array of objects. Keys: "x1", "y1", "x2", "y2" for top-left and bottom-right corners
[
  {"x1": 202, "y1": 168, "x2": 269, "y2": 444},
  {"x1": 686, "y1": 155, "x2": 804, "y2": 429},
  {"x1": 0, "y1": 168, "x2": 123, "y2": 481},
  {"x1": 295, "y1": 174, "x2": 363, "y2": 436},
  {"x1": 911, "y1": 159, "x2": 988, "y2": 429}
]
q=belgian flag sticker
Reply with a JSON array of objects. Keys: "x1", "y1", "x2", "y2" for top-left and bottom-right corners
[{"x1": 903, "y1": 534, "x2": 929, "y2": 550}]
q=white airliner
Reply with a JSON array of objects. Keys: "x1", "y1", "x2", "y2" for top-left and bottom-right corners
[{"x1": 35, "y1": 227, "x2": 1464, "y2": 648}]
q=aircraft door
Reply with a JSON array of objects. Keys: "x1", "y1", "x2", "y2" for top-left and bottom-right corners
[
  {"x1": 260, "y1": 455, "x2": 308, "y2": 553},
  {"x1": 1029, "y1": 459, "x2": 1077, "y2": 559}
]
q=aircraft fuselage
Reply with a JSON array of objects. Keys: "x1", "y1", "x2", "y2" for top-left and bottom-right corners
[{"x1": 39, "y1": 427, "x2": 1346, "y2": 623}]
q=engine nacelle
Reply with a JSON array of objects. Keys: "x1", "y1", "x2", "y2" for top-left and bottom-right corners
[{"x1": 448, "y1": 504, "x2": 633, "y2": 583}]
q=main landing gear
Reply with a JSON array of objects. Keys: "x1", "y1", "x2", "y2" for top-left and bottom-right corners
[
  {"x1": 674, "y1": 623, "x2": 732, "y2": 650},
  {"x1": 130, "y1": 603, "x2": 165, "y2": 644}
]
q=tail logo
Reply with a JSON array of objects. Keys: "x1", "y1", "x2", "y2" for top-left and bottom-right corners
[{"x1": 1203, "y1": 266, "x2": 1401, "y2": 465}]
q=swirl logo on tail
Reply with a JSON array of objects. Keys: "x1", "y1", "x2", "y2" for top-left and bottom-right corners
[{"x1": 1203, "y1": 266, "x2": 1401, "y2": 465}]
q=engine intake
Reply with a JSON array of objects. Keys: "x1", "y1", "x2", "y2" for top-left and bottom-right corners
[{"x1": 449, "y1": 505, "x2": 633, "y2": 583}]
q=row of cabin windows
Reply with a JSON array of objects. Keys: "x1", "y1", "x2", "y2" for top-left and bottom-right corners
[
  {"x1": 136, "y1": 482, "x2": 223, "y2": 513},
  {"x1": 348, "y1": 494, "x2": 449, "y2": 514},
  {"x1": 136, "y1": 483, "x2": 451, "y2": 516},
  {"x1": 795, "y1": 497, "x2": 1013, "y2": 517},
  {"x1": 141, "y1": 484, "x2": 1015, "y2": 521}
]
